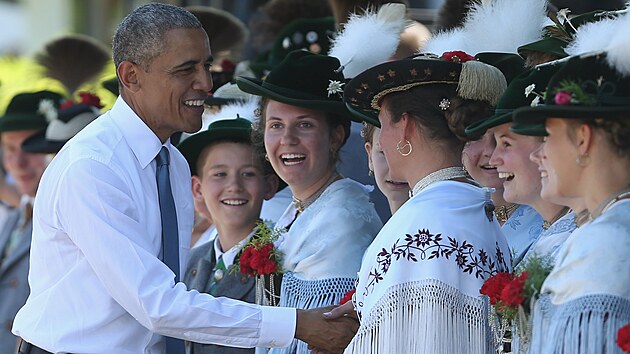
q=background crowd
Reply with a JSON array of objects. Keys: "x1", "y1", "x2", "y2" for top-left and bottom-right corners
[{"x1": 0, "y1": 0, "x2": 629, "y2": 354}]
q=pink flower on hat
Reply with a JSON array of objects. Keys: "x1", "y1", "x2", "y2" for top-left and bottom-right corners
[{"x1": 554, "y1": 91, "x2": 572, "y2": 105}]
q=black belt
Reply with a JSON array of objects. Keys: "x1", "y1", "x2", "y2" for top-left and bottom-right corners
[{"x1": 17, "y1": 338, "x2": 54, "y2": 354}]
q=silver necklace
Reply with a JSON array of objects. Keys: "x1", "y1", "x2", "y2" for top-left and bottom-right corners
[
  {"x1": 292, "y1": 172, "x2": 341, "y2": 213},
  {"x1": 411, "y1": 167, "x2": 468, "y2": 197}
]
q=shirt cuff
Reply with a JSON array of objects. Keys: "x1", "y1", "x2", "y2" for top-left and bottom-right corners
[{"x1": 257, "y1": 306, "x2": 296, "y2": 348}]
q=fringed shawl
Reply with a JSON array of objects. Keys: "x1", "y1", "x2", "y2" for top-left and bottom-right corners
[
  {"x1": 527, "y1": 200, "x2": 630, "y2": 353},
  {"x1": 270, "y1": 179, "x2": 382, "y2": 354},
  {"x1": 347, "y1": 181, "x2": 511, "y2": 354}
]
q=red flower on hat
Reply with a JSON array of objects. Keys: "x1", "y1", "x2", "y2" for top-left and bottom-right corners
[
  {"x1": 441, "y1": 51, "x2": 475, "y2": 63},
  {"x1": 554, "y1": 91, "x2": 573, "y2": 105},
  {"x1": 618, "y1": 323, "x2": 630, "y2": 353},
  {"x1": 59, "y1": 92, "x2": 103, "y2": 110}
]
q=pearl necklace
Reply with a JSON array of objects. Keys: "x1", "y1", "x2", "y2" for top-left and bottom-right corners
[
  {"x1": 411, "y1": 167, "x2": 468, "y2": 197},
  {"x1": 292, "y1": 172, "x2": 341, "y2": 213}
]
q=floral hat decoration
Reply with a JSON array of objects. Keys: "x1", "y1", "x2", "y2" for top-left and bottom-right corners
[
  {"x1": 343, "y1": 52, "x2": 508, "y2": 127},
  {"x1": 464, "y1": 65, "x2": 560, "y2": 139},
  {"x1": 513, "y1": 10, "x2": 630, "y2": 128},
  {"x1": 0, "y1": 90, "x2": 63, "y2": 133},
  {"x1": 21, "y1": 92, "x2": 102, "y2": 154}
]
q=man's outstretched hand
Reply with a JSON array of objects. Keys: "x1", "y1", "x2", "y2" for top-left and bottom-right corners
[{"x1": 295, "y1": 305, "x2": 358, "y2": 353}]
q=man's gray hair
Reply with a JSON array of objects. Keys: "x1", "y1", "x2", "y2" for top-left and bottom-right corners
[{"x1": 112, "y1": 3, "x2": 202, "y2": 69}]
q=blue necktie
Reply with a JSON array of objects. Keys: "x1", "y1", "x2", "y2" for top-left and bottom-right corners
[{"x1": 155, "y1": 147, "x2": 185, "y2": 354}]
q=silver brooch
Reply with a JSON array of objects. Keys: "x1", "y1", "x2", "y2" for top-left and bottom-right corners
[
  {"x1": 439, "y1": 98, "x2": 450, "y2": 111},
  {"x1": 214, "y1": 269, "x2": 224, "y2": 281}
]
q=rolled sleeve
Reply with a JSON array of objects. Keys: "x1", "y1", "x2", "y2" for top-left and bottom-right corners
[{"x1": 257, "y1": 306, "x2": 296, "y2": 348}]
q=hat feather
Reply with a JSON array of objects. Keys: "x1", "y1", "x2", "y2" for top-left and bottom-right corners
[
  {"x1": 421, "y1": 28, "x2": 467, "y2": 56},
  {"x1": 424, "y1": 0, "x2": 547, "y2": 55},
  {"x1": 35, "y1": 35, "x2": 110, "y2": 95},
  {"x1": 605, "y1": 10, "x2": 630, "y2": 76},
  {"x1": 329, "y1": 3, "x2": 408, "y2": 79},
  {"x1": 564, "y1": 15, "x2": 621, "y2": 56},
  {"x1": 203, "y1": 96, "x2": 260, "y2": 127},
  {"x1": 461, "y1": 0, "x2": 548, "y2": 54}
]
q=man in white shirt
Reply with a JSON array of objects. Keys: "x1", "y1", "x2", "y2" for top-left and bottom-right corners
[{"x1": 12, "y1": 4, "x2": 357, "y2": 354}]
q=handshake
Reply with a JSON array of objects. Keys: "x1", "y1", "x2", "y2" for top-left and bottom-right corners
[{"x1": 295, "y1": 302, "x2": 357, "y2": 354}]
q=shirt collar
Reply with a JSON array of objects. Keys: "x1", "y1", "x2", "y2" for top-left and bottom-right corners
[
  {"x1": 110, "y1": 96, "x2": 168, "y2": 169},
  {"x1": 213, "y1": 230, "x2": 255, "y2": 269}
]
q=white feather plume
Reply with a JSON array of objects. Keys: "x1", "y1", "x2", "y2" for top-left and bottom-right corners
[
  {"x1": 605, "y1": 10, "x2": 630, "y2": 76},
  {"x1": 328, "y1": 3, "x2": 408, "y2": 79},
  {"x1": 462, "y1": 0, "x2": 548, "y2": 54},
  {"x1": 205, "y1": 96, "x2": 260, "y2": 125},
  {"x1": 422, "y1": 28, "x2": 467, "y2": 56},
  {"x1": 564, "y1": 16, "x2": 621, "y2": 56},
  {"x1": 423, "y1": 0, "x2": 547, "y2": 56}
]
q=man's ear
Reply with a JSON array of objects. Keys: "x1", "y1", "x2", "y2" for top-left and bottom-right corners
[
  {"x1": 117, "y1": 61, "x2": 141, "y2": 93},
  {"x1": 263, "y1": 174, "x2": 279, "y2": 200}
]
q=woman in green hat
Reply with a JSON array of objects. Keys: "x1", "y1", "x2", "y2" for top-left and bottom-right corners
[
  {"x1": 237, "y1": 50, "x2": 382, "y2": 354},
  {"x1": 512, "y1": 51, "x2": 630, "y2": 353},
  {"x1": 340, "y1": 53, "x2": 511, "y2": 353}
]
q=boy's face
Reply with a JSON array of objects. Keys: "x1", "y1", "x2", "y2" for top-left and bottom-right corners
[{"x1": 193, "y1": 141, "x2": 274, "y2": 231}]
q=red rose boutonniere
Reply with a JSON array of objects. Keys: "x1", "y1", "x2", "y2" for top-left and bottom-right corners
[
  {"x1": 618, "y1": 323, "x2": 630, "y2": 353},
  {"x1": 235, "y1": 220, "x2": 285, "y2": 306},
  {"x1": 481, "y1": 255, "x2": 553, "y2": 351}
]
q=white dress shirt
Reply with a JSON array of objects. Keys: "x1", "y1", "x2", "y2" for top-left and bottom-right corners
[{"x1": 12, "y1": 97, "x2": 295, "y2": 354}]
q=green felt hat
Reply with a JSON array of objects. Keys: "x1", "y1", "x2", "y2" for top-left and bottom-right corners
[
  {"x1": 177, "y1": 117, "x2": 252, "y2": 176},
  {"x1": 344, "y1": 53, "x2": 508, "y2": 128},
  {"x1": 0, "y1": 91, "x2": 63, "y2": 133},
  {"x1": 518, "y1": 10, "x2": 618, "y2": 58},
  {"x1": 513, "y1": 53, "x2": 630, "y2": 132},
  {"x1": 249, "y1": 17, "x2": 336, "y2": 77},
  {"x1": 237, "y1": 50, "x2": 350, "y2": 117},
  {"x1": 464, "y1": 65, "x2": 560, "y2": 139},
  {"x1": 475, "y1": 52, "x2": 526, "y2": 84}
]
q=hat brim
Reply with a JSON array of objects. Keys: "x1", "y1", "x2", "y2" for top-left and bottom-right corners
[
  {"x1": 21, "y1": 130, "x2": 65, "y2": 154},
  {"x1": 0, "y1": 113, "x2": 49, "y2": 133},
  {"x1": 517, "y1": 38, "x2": 569, "y2": 58},
  {"x1": 346, "y1": 103, "x2": 380, "y2": 127},
  {"x1": 513, "y1": 105, "x2": 630, "y2": 126},
  {"x1": 177, "y1": 127, "x2": 251, "y2": 176},
  {"x1": 510, "y1": 122, "x2": 548, "y2": 136},
  {"x1": 236, "y1": 77, "x2": 350, "y2": 117},
  {"x1": 464, "y1": 111, "x2": 512, "y2": 139}
]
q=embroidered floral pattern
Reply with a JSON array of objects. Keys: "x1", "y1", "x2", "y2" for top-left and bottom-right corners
[{"x1": 363, "y1": 228, "x2": 509, "y2": 296}]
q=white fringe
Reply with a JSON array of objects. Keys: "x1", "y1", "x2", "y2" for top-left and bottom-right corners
[
  {"x1": 529, "y1": 293, "x2": 630, "y2": 354},
  {"x1": 345, "y1": 279, "x2": 495, "y2": 354},
  {"x1": 270, "y1": 272, "x2": 356, "y2": 354}
]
